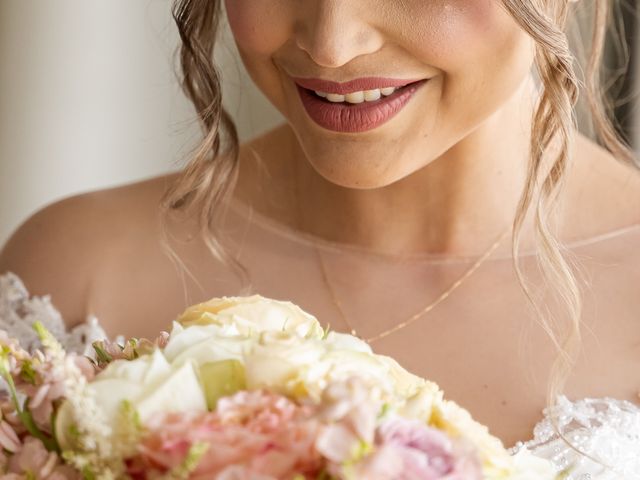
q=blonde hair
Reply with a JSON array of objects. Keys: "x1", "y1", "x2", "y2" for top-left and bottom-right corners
[
  {"x1": 163, "y1": 0, "x2": 639, "y2": 461},
  {"x1": 499, "y1": 0, "x2": 638, "y2": 463}
]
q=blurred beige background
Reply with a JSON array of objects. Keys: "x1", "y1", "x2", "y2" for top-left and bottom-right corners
[
  {"x1": 0, "y1": 0, "x2": 283, "y2": 243},
  {"x1": 0, "y1": 1, "x2": 638, "y2": 244}
]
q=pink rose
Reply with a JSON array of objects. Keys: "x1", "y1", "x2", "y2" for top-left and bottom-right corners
[
  {"x1": 130, "y1": 390, "x2": 325, "y2": 479},
  {"x1": 357, "y1": 416, "x2": 483, "y2": 480}
]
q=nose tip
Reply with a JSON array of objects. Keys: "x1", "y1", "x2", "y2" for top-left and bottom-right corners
[
  {"x1": 298, "y1": 34, "x2": 377, "y2": 68},
  {"x1": 297, "y1": 32, "x2": 379, "y2": 69},
  {"x1": 294, "y1": 4, "x2": 383, "y2": 68}
]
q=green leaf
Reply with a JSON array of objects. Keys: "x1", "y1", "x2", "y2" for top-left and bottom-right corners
[
  {"x1": 0, "y1": 347, "x2": 56, "y2": 450},
  {"x1": 19, "y1": 361, "x2": 37, "y2": 385},
  {"x1": 377, "y1": 402, "x2": 390, "y2": 419},
  {"x1": 92, "y1": 343, "x2": 113, "y2": 364},
  {"x1": 166, "y1": 442, "x2": 209, "y2": 479},
  {"x1": 322, "y1": 323, "x2": 332, "y2": 340},
  {"x1": 119, "y1": 399, "x2": 141, "y2": 431},
  {"x1": 199, "y1": 360, "x2": 246, "y2": 410},
  {"x1": 22, "y1": 398, "x2": 59, "y2": 452}
]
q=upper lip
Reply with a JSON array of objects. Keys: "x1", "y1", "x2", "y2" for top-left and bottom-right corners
[{"x1": 291, "y1": 76, "x2": 426, "y2": 95}]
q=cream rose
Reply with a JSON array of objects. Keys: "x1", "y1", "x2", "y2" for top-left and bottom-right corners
[
  {"x1": 398, "y1": 381, "x2": 444, "y2": 420},
  {"x1": 162, "y1": 322, "x2": 252, "y2": 367},
  {"x1": 175, "y1": 294, "x2": 324, "y2": 339},
  {"x1": 243, "y1": 330, "x2": 329, "y2": 394},
  {"x1": 239, "y1": 329, "x2": 427, "y2": 406}
]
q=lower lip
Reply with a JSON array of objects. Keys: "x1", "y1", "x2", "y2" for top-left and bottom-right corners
[{"x1": 295, "y1": 79, "x2": 428, "y2": 133}]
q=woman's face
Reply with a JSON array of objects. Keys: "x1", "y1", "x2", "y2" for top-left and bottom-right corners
[{"x1": 224, "y1": 0, "x2": 535, "y2": 188}]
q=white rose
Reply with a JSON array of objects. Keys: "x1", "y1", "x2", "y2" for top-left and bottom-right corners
[
  {"x1": 317, "y1": 333, "x2": 425, "y2": 402},
  {"x1": 94, "y1": 350, "x2": 206, "y2": 422},
  {"x1": 307, "y1": 349, "x2": 399, "y2": 396},
  {"x1": 163, "y1": 322, "x2": 252, "y2": 367},
  {"x1": 398, "y1": 381, "x2": 443, "y2": 420},
  {"x1": 243, "y1": 331, "x2": 328, "y2": 395},
  {"x1": 97, "y1": 348, "x2": 171, "y2": 386},
  {"x1": 56, "y1": 350, "x2": 207, "y2": 449},
  {"x1": 373, "y1": 354, "x2": 426, "y2": 397},
  {"x1": 239, "y1": 329, "x2": 421, "y2": 404},
  {"x1": 175, "y1": 295, "x2": 324, "y2": 339},
  {"x1": 322, "y1": 331, "x2": 373, "y2": 353}
]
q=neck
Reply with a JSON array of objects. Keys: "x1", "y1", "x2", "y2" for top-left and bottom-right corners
[{"x1": 239, "y1": 73, "x2": 552, "y2": 257}]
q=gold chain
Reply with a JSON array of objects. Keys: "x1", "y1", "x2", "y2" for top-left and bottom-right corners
[
  {"x1": 313, "y1": 225, "x2": 511, "y2": 343},
  {"x1": 291, "y1": 157, "x2": 511, "y2": 344}
]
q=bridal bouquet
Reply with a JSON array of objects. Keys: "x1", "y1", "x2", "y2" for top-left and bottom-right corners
[{"x1": 0, "y1": 295, "x2": 558, "y2": 479}]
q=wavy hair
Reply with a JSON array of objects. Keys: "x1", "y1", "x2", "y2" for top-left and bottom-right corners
[{"x1": 161, "y1": 0, "x2": 639, "y2": 463}]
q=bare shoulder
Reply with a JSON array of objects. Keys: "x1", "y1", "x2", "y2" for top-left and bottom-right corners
[
  {"x1": 0, "y1": 173, "x2": 180, "y2": 327},
  {"x1": 562, "y1": 132, "x2": 640, "y2": 240}
]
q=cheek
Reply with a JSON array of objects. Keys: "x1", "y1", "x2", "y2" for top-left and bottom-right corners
[
  {"x1": 403, "y1": 0, "x2": 533, "y2": 123},
  {"x1": 224, "y1": 0, "x2": 290, "y2": 55},
  {"x1": 399, "y1": 0, "x2": 522, "y2": 65}
]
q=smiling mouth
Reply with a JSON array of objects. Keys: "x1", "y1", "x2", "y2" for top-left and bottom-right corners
[
  {"x1": 295, "y1": 79, "x2": 429, "y2": 133},
  {"x1": 303, "y1": 80, "x2": 422, "y2": 105}
]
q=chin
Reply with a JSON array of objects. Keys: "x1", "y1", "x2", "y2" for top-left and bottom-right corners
[{"x1": 290, "y1": 119, "x2": 431, "y2": 190}]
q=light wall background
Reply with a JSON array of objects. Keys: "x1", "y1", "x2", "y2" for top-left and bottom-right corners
[
  {"x1": 0, "y1": 1, "x2": 638, "y2": 244},
  {"x1": 0, "y1": 0, "x2": 283, "y2": 243}
]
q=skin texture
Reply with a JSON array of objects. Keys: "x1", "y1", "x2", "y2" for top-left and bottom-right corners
[
  {"x1": 224, "y1": 0, "x2": 540, "y2": 255},
  {"x1": 2, "y1": 0, "x2": 640, "y2": 445}
]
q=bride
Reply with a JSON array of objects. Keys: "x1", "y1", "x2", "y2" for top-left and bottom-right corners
[{"x1": 1, "y1": 0, "x2": 640, "y2": 477}]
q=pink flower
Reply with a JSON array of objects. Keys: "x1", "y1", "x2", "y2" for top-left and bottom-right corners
[
  {"x1": 314, "y1": 377, "x2": 382, "y2": 468},
  {"x1": 130, "y1": 390, "x2": 324, "y2": 480},
  {"x1": 0, "y1": 332, "x2": 29, "y2": 362},
  {"x1": 0, "y1": 417, "x2": 21, "y2": 453},
  {"x1": 6, "y1": 437, "x2": 81, "y2": 479},
  {"x1": 17, "y1": 352, "x2": 94, "y2": 433},
  {"x1": 92, "y1": 332, "x2": 170, "y2": 370},
  {"x1": 356, "y1": 416, "x2": 483, "y2": 480},
  {"x1": 317, "y1": 377, "x2": 380, "y2": 441}
]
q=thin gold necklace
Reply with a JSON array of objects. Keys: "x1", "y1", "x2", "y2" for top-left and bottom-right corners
[
  {"x1": 291, "y1": 163, "x2": 511, "y2": 344},
  {"x1": 313, "y1": 225, "x2": 511, "y2": 344}
]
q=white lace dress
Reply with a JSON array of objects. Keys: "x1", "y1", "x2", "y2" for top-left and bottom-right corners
[{"x1": 0, "y1": 271, "x2": 638, "y2": 479}]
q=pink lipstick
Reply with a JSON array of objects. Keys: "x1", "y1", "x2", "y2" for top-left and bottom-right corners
[{"x1": 292, "y1": 76, "x2": 428, "y2": 133}]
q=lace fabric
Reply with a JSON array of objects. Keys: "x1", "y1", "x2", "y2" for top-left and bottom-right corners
[
  {"x1": 0, "y1": 271, "x2": 639, "y2": 478},
  {"x1": 511, "y1": 396, "x2": 640, "y2": 479},
  {"x1": 0, "y1": 272, "x2": 108, "y2": 356}
]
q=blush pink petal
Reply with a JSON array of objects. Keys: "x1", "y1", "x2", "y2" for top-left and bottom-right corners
[
  {"x1": 0, "y1": 420, "x2": 21, "y2": 453},
  {"x1": 132, "y1": 390, "x2": 324, "y2": 479},
  {"x1": 346, "y1": 417, "x2": 483, "y2": 480}
]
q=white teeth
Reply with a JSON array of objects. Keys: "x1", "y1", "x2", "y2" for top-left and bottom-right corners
[
  {"x1": 344, "y1": 91, "x2": 365, "y2": 103},
  {"x1": 314, "y1": 86, "x2": 398, "y2": 103},
  {"x1": 326, "y1": 93, "x2": 345, "y2": 102},
  {"x1": 363, "y1": 89, "x2": 381, "y2": 101}
]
